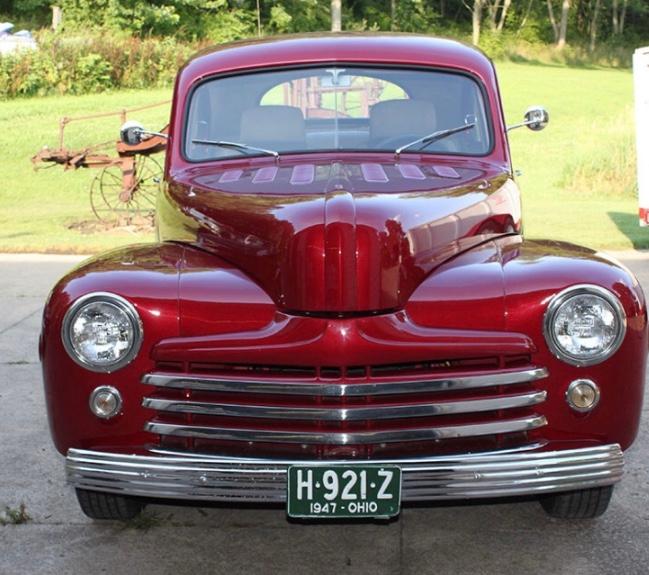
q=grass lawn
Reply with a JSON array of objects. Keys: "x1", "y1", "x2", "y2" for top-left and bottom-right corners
[
  {"x1": 0, "y1": 89, "x2": 171, "y2": 253},
  {"x1": 500, "y1": 61, "x2": 643, "y2": 249},
  {"x1": 0, "y1": 60, "x2": 645, "y2": 253}
]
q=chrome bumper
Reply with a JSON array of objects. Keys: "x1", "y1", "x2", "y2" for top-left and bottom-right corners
[{"x1": 66, "y1": 444, "x2": 624, "y2": 503}]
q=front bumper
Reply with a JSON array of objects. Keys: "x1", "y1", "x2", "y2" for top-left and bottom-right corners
[{"x1": 66, "y1": 444, "x2": 624, "y2": 503}]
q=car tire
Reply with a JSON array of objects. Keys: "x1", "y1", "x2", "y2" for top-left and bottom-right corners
[
  {"x1": 76, "y1": 489, "x2": 146, "y2": 520},
  {"x1": 539, "y1": 485, "x2": 614, "y2": 519}
]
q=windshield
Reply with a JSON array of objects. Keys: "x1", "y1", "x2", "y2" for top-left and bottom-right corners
[{"x1": 184, "y1": 66, "x2": 492, "y2": 161}]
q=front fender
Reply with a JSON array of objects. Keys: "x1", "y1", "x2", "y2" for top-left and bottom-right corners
[
  {"x1": 500, "y1": 237, "x2": 647, "y2": 451},
  {"x1": 407, "y1": 235, "x2": 647, "y2": 450},
  {"x1": 41, "y1": 244, "x2": 182, "y2": 455},
  {"x1": 41, "y1": 242, "x2": 276, "y2": 455}
]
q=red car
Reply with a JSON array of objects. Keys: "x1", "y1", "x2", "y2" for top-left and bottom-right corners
[{"x1": 41, "y1": 34, "x2": 646, "y2": 521}]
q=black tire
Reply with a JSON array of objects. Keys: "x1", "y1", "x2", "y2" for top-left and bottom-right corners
[
  {"x1": 539, "y1": 485, "x2": 614, "y2": 519},
  {"x1": 76, "y1": 489, "x2": 146, "y2": 521}
]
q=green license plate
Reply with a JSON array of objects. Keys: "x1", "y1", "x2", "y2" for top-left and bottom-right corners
[{"x1": 287, "y1": 465, "x2": 402, "y2": 519}]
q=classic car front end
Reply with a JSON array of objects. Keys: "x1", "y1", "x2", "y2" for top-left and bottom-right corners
[{"x1": 41, "y1": 34, "x2": 647, "y2": 521}]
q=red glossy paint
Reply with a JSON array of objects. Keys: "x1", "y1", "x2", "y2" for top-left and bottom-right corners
[
  {"x1": 159, "y1": 35, "x2": 515, "y2": 314},
  {"x1": 159, "y1": 159, "x2": 518, "y2": 313},
  {"x1": 42, "y1": 35, "x2": 646, "y2": 470},
  {"x1": 41, "y1": 237, "x2": 647, "y2": 457}
]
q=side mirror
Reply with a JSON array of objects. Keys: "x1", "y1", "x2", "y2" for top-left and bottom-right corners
[
  {"x1": 507, "y1": 106, "x2": 550, "y2": 132},
  {"x1": 120, "y1": 120, "x2": 145, "y2": 145},
  {"x1": 524, "y1": 106, "x2": 549, "y2": 131}
]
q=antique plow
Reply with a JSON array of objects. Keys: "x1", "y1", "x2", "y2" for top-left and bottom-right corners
[{"x1": 31, "y1": 101, "x2": 169, "y2": 221}]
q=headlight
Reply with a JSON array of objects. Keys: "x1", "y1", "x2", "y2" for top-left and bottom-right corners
[
  {"x1": 61, "y1": 292, "x2": 143, "y2": 372},
  {"x1": 544, "y1": 285, "x2": 626, "y2": 366}
]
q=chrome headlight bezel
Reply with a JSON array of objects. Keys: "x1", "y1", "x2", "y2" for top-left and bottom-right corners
[
  {"x1": 543, "y1": 284, "x2": 626, "y2": 367},
  {"x1": 61, "y1": 292, "x2": 143, "y2": 373}
]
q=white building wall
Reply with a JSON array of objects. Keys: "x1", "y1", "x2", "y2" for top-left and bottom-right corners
[{"x1": 634, "y1": 47, "x2": 649, "y2": 225}]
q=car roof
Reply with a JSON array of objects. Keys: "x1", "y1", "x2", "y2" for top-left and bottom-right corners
[{"x1": 178, "y1": 33, "x2": 496, "y2": 87}]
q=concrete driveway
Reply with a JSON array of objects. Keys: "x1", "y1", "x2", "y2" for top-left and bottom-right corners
[{"x1": 1, "y1": 252, "x2": 648, "y2": 575}]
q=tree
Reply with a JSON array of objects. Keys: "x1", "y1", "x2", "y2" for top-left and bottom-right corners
[
  {"x1": 485, "y1": 0, "x2": 513, "y2": 32},
  {"x1": 471, "y1": 0, "x2": 512, "y2": 42},
  {"x1": 557, "y1": 0, "x2": 570, "y2": 49},
  {"x1": 472, "y1": 0, "x2": 483, "y2": 44},
  {"x1": 331, "y1": 0, "x2": 341, "y2": 31},
  {"x1": 612, "y1": 0, "x2": 628, "y2": 35},
  {"x1": 589, "y1": 0, "x2": 601, "y2": 51},
  {"x1": 546, "y1": 0, "x2": 559, "y2": 42},
  {"x1": 547, "y1": 0, "x2": 580, "y2": 47},
  {"x1": 517, "y1": 0, "x2": 535, "y2": 32},
  {"x1": 496, "y1": 0, "x2": 512, "y2": 31}
]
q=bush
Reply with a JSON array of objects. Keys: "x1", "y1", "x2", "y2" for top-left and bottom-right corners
[
  {"x1": 201, "y1": 8, "x2": 257, "y2": 43},
  {"x1": 0, "y1": 32, "x2": 199, "y2": 98},
  {"x1": 59, "y1": 0, "x2": 182, "y2": 37},
  {"x1": 0, "y1": 50, "x2": 59, "y2": 97},
  {"x1": 73, "y1": 53, "x2": 113, "y2": 93},
  {"x1": 0, "y1": 24, "x2": 637, "y2": 99}
]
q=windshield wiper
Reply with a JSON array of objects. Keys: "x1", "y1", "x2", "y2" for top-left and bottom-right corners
[
  {"x1": 192, "y1": 139, "x2": 279, "y2": 159},
  {"x1": 395, "y1": 123, "x2": 476, "y2": 158}
]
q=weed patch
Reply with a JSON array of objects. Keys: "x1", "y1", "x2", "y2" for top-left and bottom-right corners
[
  {"x1": 0, "y1": 503, "x2": 31, "y2": 525},
  {"x1": 561, "y1": 112, "x2": 637, "y2": 199},
  {"x1": 118, "y1": 511, "x2": 165, "y2": 531}
]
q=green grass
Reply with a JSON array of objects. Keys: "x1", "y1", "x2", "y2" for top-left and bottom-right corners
[
  {"x1": 0, "y1": 60, "x2": 645, "y2": 253},
  {"x1": 0, "y1": 89, "x2": 170, "y2": 253},
  {"x1": 498, "y1": 61, "x2": 644, "y2": 249}
]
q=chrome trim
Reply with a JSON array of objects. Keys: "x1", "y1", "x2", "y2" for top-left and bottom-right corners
[
  {"x1": 61, "y1": 292, "x2": 143, "y2": 374},
  {"x1": 144, "y1": 415, "x2": 547, "y2": 445},
  {"x1": 141, "y1": 367, "x2": 548, "y2": 397},
  {"x1": 150, "y1": 441, "x2": 548, "y2": 459},
  {"x1": 66, "y1": 444, "x2": 624, "y2": 503},
  {"x1": 142, "y1": 391, "x2": 547, "y2": 421},
  {"x1": 543, "y1": 284, "x2": 626, "y2": 367},
  {"x1": 89, "y1": 386, "x2": 123, "y2": 419},
  {"x1": 566, "y1": 379, "x2": 601, "y2": 413}
]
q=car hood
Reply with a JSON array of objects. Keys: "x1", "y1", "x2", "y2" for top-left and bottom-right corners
[{"x1": 161, "y1": 158, "x2": 519, "y2": 314}]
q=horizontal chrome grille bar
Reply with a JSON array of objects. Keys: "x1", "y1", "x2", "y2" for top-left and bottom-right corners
[
  {"x1": 142, "y1": 391, "x2": 547, "y2": 421},
  {"x1": 66, "y1": 444, "x2": 624, "y2": 503},
  {"x1": 144, "y1": 415, "x2": 547, "y2": 445},
  {"x1": 141, "y1": 367, "x2": 548, "y2": 397}
]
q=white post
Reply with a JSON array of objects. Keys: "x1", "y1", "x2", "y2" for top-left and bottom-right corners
[
  {"x1": 634, "y1": 46, "x2": 649, "y2": 225},
  {"x1": 51, "y1": 6, "x2": 63, "y2": 31}
]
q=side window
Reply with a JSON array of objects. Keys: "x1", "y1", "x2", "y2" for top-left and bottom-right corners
[{"x1": 260, "y1": 74, "x2": 407, "y2": 119}]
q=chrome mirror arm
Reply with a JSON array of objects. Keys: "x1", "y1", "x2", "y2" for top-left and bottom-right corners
[
  {"x1": 137, "y1": 129, "x2": 169, "y2": 140},
  {"x1": 507, "y1": 118, "x2": 540, "y2": 132}
]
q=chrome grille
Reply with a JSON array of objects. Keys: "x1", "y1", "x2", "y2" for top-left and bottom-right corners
[
  {"x1": 142, "y1": 391, "x2": 546, "y2": 421},
  {"x1": 145, "y1": 417, "x2": 547, "y2": 445},
  {"x1": 142, "y1": 367, "x2": 547, "y2": 397},
  {"x1": 142, "y1": 365, "x2": 549, "y2": 452}
]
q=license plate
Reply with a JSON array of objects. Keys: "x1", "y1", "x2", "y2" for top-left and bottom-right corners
[{"x1": 287, "y1": 465, "x2": 402, "y2": 519}]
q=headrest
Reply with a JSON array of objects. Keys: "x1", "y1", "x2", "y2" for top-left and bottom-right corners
[
  {"x1": 369, "y1": 99, "x2": 437, "y2": 142},
  {"x1": 240, "y1": 105, "x2": 306, "y2": 147}
]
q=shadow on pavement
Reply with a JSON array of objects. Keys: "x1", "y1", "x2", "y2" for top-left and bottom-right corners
[{"x1": 608, "y1": 211, "x2": 649, "y2": 250}]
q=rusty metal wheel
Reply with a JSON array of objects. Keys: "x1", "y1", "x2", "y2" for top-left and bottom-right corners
[{"x1": 90, "y1": 155, "x2": 162, "y2": 221}]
